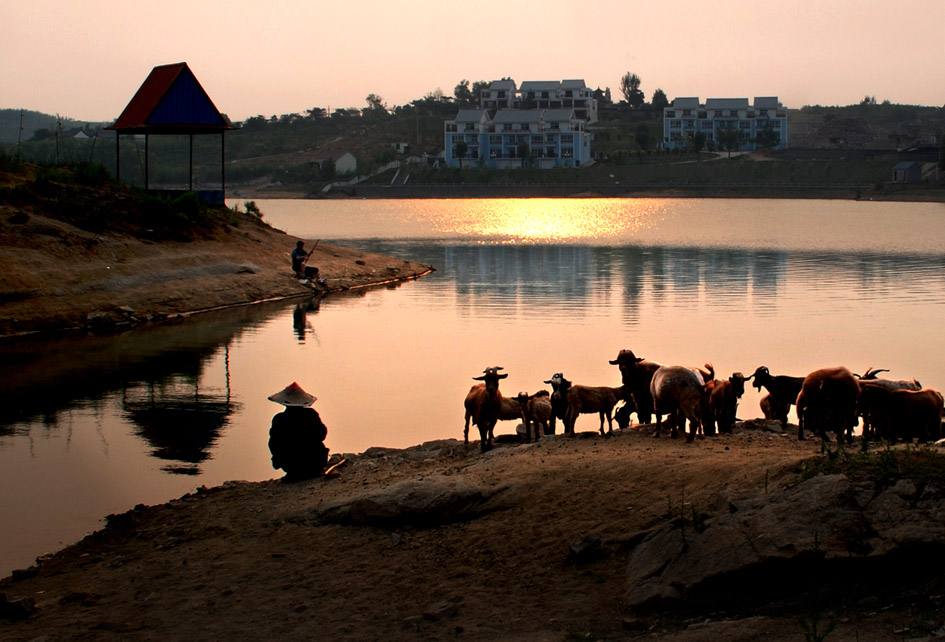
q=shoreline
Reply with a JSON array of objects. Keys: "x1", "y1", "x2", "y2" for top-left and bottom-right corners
[{"x1": 237, "y1": 183, "x2": 945, "y2": 203}]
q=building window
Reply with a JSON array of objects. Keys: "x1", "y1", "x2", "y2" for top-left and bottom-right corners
[
  {"x1": 701, "y1": 121, "x2": 713, "y2": 130},
  {"x1": 666, "y1": 110, "x2": 676, "y2": 118},
  {"x1": 446, "y1": 124, "x2": 457, "y2": 132},
  {"x1": 669, "y1": 120, "x2": 681, "y2": 129},
  {"x1": 561, "y1": 134, "x2": 574, "y2": 143},
  {"x1": 532, "y1": 135, "x2": 543, "y2": 145},
  {"x1": 546, "y1": 147, "x2": 556, "y2": 157},
  {"x1": 714, "y1": 110, "x2": 723, "y2": 117},
  {"x1": 740, "y1": 120, "x2": 751, "y2": 130},
  {"x1": 503, "y1": 124, "x2": 512, "y2": 131},
  {"x1": 561, "y1": 147, "x2": 573, "y2": 158},
  {"x1": 490, "y1": 135, "x2": 501, "y2": 144}
]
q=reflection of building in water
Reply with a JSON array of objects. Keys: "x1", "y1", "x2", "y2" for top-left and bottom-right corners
[
  {"x1": 121, "y1": 350, "x2": 239, "y2": 475},
  {"x1": 439, "y1": 244, "x2": 791, "y2": 324}
]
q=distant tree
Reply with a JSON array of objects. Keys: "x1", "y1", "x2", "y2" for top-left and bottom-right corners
[
  {"x1": 454, "y1": 80, "x2": 475, "y2": 107},
  {"x1": 471, "y1": 80, "x2": 490, "y2": 106},
  {"x1": 651, "y1": 89, "x2": 669, "y2": 112},
  {"x1": 516, "y1": 139, "x2": 530, "y2": 166},
  {"x1": 939, "y1": 132, "x2": 945, "y2": 172},
  {"x1": 692, "y1": 131, "x2": 706, "y2": 158},
  {"x1": 634, "y1": 123, "x2": 650, "y2": 151},
  {"x1": 305, "y1": 107, "x2": 327, "y2": 120},
  {"x1": 619, "y1": 72, "x2": 645, "y2": 109},
  {"x1": 364, "y1": 93, "x2": 388, "y2": 118},
  {"x1": 319, "y1": 158, "x2": 336, "y2": 181},
  {"x1": 241, "y1": 115, "x2": 268, "y2": 130},
  {"x1": 717, "y1": 124, "x2": 742, "y2": 156},
  {"x1": 860, "y1": 95, "x2": 877, "y2": 106},
  {"x1": 454, "y1": 139, "x2": 468, "y2": 166},
  {"x1": 755, "y1": 124, "x2": 781, "y2": 150},
  {"x1": 29, "y1": 128, "x2": 54, "y2": 142}
]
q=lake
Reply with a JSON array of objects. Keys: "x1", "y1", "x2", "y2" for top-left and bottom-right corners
[{"x1": 2, "y1": 197, "x2": 945, "y2": 576}]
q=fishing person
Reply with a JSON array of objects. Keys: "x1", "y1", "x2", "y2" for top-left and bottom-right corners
[
  {"x1": 291, "y1": 240, "x2": 308, "y2": 277},
  {"x1": 267, "y1": 382, "x2": 329, "y2": 481}
]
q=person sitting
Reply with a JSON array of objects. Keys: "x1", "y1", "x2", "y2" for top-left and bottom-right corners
[
  {"x1": 291, "y1": 241, "x2": 308, "y2": 278},
  {"x1": 267, "y1": 382, "x2": 329, "y2": 481}
]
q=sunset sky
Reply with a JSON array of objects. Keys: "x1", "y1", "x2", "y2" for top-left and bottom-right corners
[{"x1": 3, "y1": 0, "x2": 943, "y2": 123}]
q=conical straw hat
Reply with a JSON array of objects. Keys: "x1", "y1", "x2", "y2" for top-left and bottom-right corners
[{"x1": 267, "y1": 382, "x2": 316, "y2": 407}]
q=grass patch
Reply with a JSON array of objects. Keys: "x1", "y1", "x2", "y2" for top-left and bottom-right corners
[{"x1": 796, "y1": 445, "x2": 945, "y2": 487}]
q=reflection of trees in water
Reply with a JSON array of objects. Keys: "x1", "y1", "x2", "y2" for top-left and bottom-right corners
[
  {"x1": 0, "y1": 301, "x2": 287, "y2": 432},
  {"x1": 121, "y1": 347, "x2": 239, "y2": 475}
]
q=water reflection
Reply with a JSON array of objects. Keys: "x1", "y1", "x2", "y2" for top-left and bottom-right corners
[
  {"x1": 0, "y1": 302, "x2": 286, "y2": 437},
  {"x1": 292, "y1": 296, "x2": 323, "y2": 344},
  {"x1": 122, "y1": 373, "x2": 238, "y2": 475}
]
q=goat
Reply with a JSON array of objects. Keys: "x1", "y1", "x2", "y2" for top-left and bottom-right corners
[
  {"x1": 855, "y1": 368, "x2": 922, "y2": 438},
  {"x1": 704, "y1": 372, "x2": 748, "y2": 435},
  {"x1": 760, "y1": 393, "x2": 788, "y2": 423},
  {"x1": 609, "y1": 349, "x2": 663, "y2": 424},
  {"x1": 543, "y1": 372, "x2": 571, "y2": 434},
  {"x1": 649, "y1": 365, "x2": 705, "y2": 442},
  {"x1": 857, "y1": 385, "x2": 944, "y2": 443},
  {"x1": 515, "y1": 390, "x2": 552, "y2": 442},
  {"x1": 463, "y1": 366, "x2": 509, "y2": 452},
  {"x1": 795, "y1": 366, "x2": 860, "y2": 443},
  {"x1": 564, "y1": 384, "x2": 625, "y2": 436},
  {"x1": 748, "y1": 366, "x2": 804, "y2": 428}
]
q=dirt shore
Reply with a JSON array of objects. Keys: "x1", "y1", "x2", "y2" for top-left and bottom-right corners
[
  {"x1": 2, "y1": 427, "x2": 944, "y2": 642},
  {"x1": 0, "y1": 205, "x2": 432, "y2": 339}
]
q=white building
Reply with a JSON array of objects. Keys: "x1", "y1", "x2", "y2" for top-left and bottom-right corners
[
  {"x1": 444, "y1": 107, "x2": 592, "y2": 169},
  {"x1": 444, "y1": 78, "x2": 597, "y2": 169},
  {"x1": 663, "y1": 96, "x2": 788, "y2": 150}
]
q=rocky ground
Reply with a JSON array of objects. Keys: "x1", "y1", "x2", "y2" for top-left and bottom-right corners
[{"x1": 3, "y1": 424, "x2": 945, "y2": 641}]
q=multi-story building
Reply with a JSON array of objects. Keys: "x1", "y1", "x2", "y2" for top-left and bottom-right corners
[
  {"x1": 663, "y1": 97, "x2": 788, "y2": 150},
  {"x1": 444, "y1": 107, "x2": 592, "y2": 169},
  {"x1": 444, "y1": 78, "x2": 596, "y2": 169}
]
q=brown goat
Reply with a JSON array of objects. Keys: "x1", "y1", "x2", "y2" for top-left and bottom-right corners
[
  {"x1": 564, "y1": 384, "x2": 624, "y2": 436},
  {"x1": 515, "y1": 390, "x2": 552, "y2": 442},
  {"x1": 795, "y1": 366, "x2": 860, "y2": 443},
  {"x1": 705, "y1": 372, "x2": 748, "y2": 434},
  {"x1": 760, "y1": 393, "x2": 788, "y2": 423},
  {"x1": 857, "y1": 385, "x2": 944, "y2": 443},
  {"x1": 463, "y1": 366, "x2": 509, "y2": 452}
]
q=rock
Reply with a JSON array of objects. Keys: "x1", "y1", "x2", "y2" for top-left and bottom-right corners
[
  {"x1": 0, "y1": 592, "x2": 36, "y2": 620},
  {"x1": 315, "y1": 476, "x2": 516, "y2": 527},
  {"x1": 568, "y1": 534, "x2": 605, "y2": 565},
  {"x1": 625, "y1": 473, "x2": 945, "y2": 611},
  {"x1": 423, "y1": 600, "x2": 458, "y2": 621}
]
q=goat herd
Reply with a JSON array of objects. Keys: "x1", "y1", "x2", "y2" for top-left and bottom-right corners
[{"x1": 463, "y1": 349, "x2": 945, "y2": 452}]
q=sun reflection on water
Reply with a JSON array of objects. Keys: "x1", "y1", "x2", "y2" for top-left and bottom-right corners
[{"x1": 431, "y1": 198, "x2": 677, "y2": 244}]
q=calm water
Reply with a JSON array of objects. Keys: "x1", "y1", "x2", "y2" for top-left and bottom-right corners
[{"x1": 2, "y1": 197, "x2": 945, "y2": 575}]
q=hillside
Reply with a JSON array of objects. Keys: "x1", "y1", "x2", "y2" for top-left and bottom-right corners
[
  {"x1": 2, "y1": 104, "x2": 942, "y2": 197},
  {"x1": 0, "y1": 160, "x2": 431, "y2": 337}
]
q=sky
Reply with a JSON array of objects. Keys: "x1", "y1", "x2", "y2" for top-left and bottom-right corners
[{"x1": 2, "y1": 0, "x2": 943, "y2": 124}]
